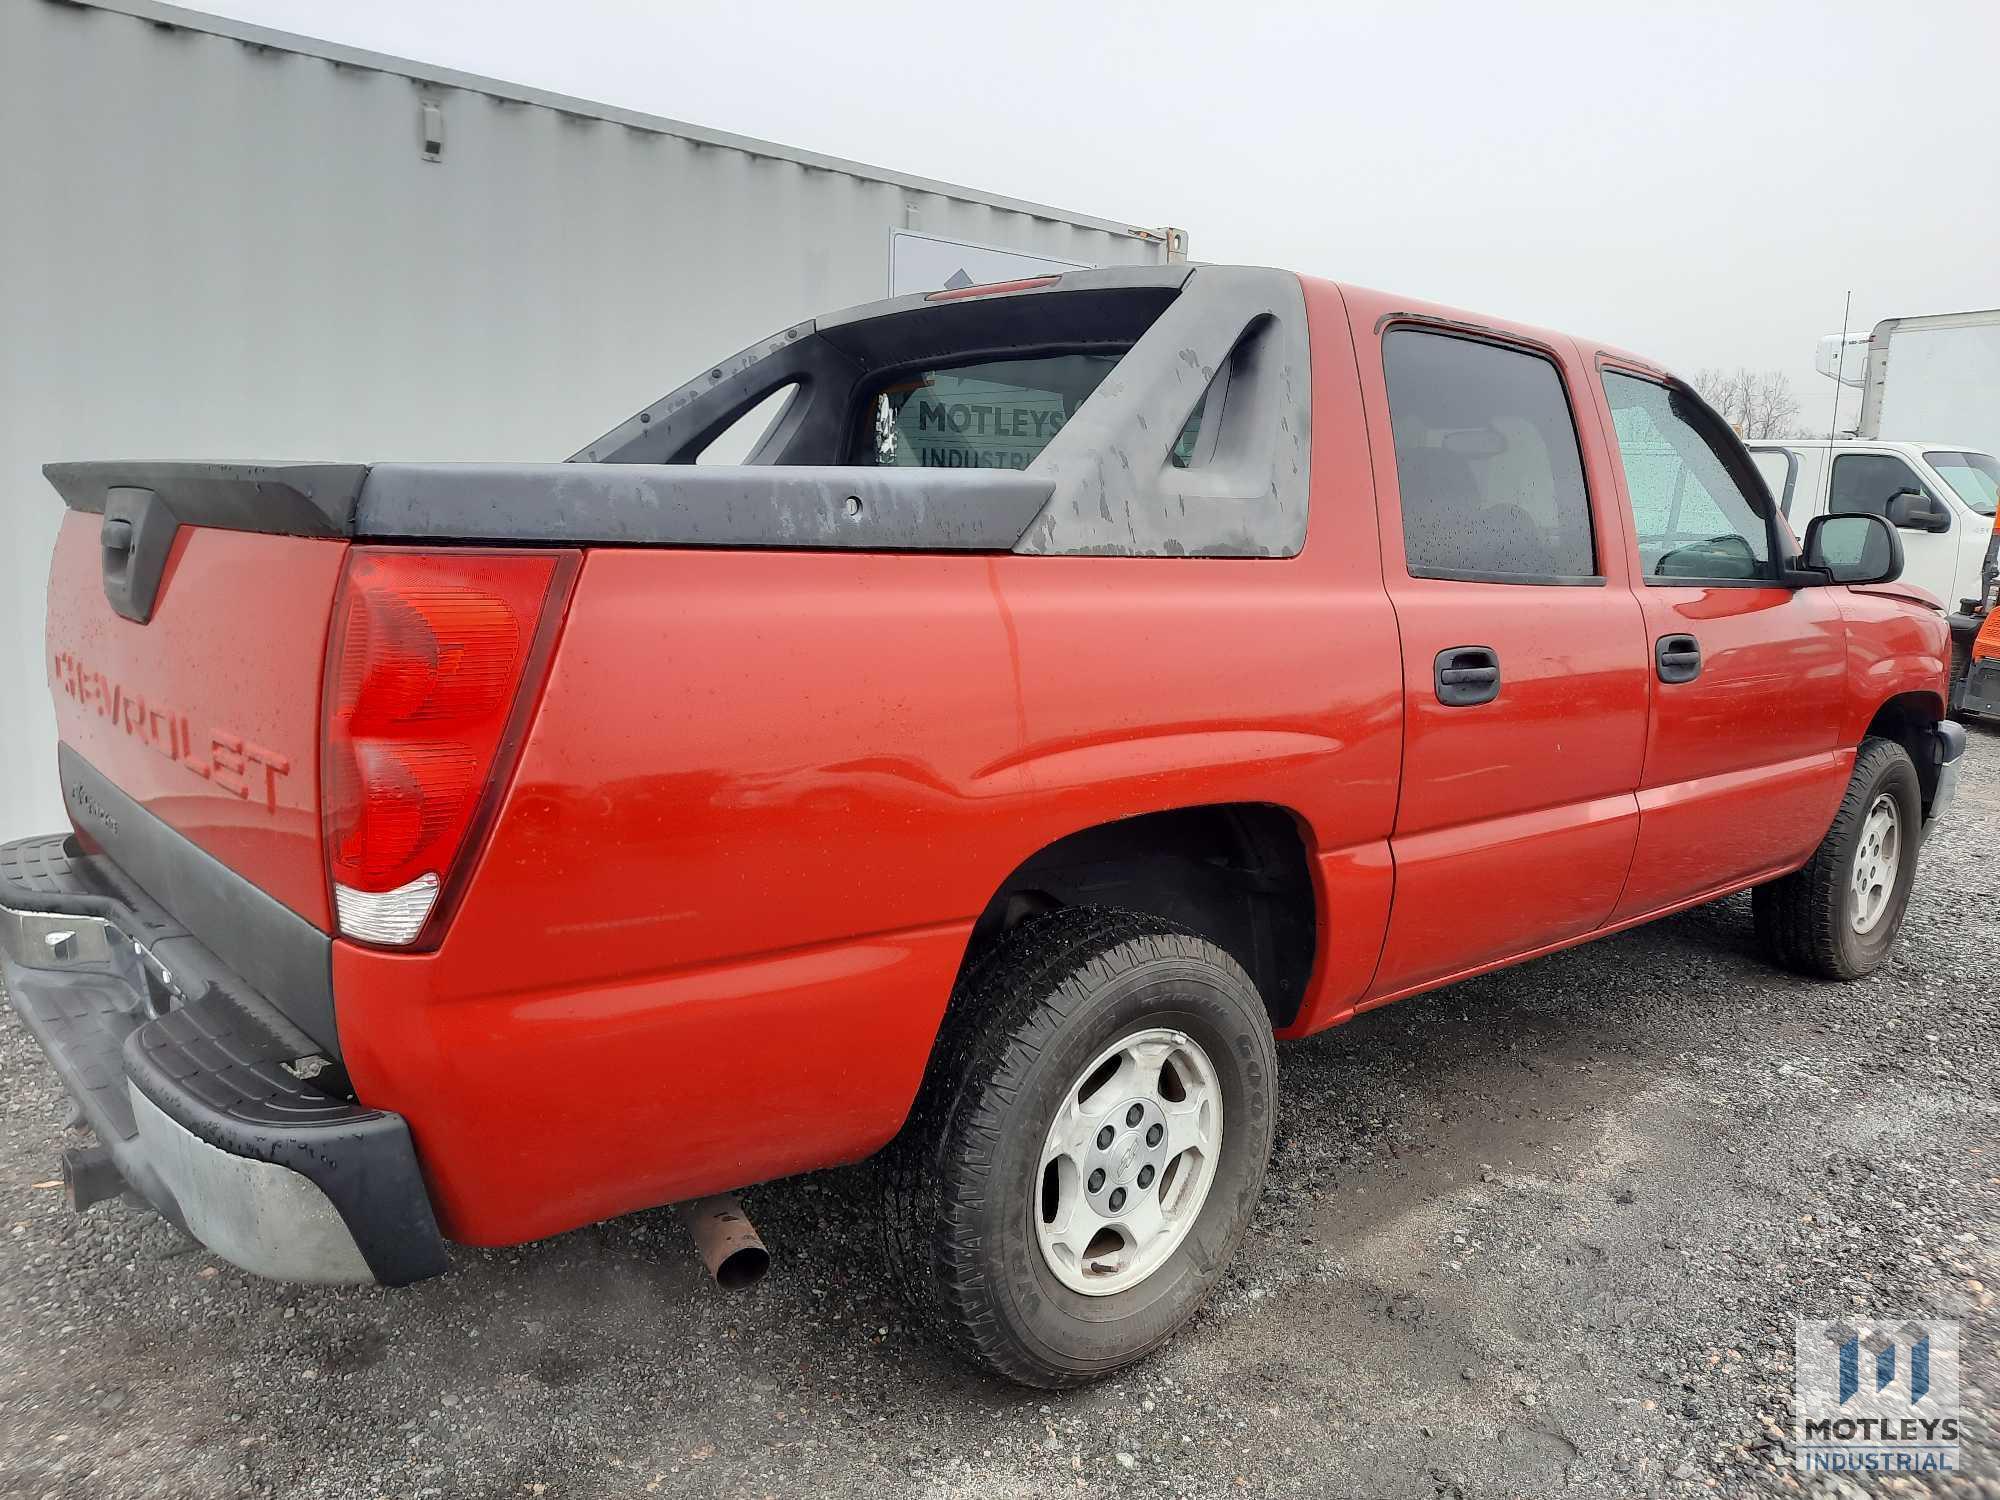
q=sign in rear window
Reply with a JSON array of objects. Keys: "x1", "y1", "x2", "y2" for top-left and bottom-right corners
[{"x1": 859, "y1": 354, "x2": 1121, "y2": 471}]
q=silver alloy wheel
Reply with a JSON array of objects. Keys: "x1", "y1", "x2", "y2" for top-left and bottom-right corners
[
  {"x1": 1849, "y1": 792, "x2": 1902, "y2": 935},
  {"x1": 1033, "y1": 1026, "x2": 1222, "y2": 1297}
]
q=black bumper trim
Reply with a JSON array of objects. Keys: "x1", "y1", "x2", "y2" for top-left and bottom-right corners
[
  {"x1": 56, "y1": 744, "x2": 340, "y2": 1058},
  {"x1": 124, "y1": 992, "x2": 447, "y2": 1286}
]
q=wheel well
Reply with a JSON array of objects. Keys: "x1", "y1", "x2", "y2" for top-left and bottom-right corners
[
  {"x1": 962, "y1": 804, "x2": 1318, "y2": 1029},
  {"x1": 1866, "y1": 692, "x2": 1944, "y2": 811}
]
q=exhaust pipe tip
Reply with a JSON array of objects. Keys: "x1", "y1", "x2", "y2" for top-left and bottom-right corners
[
  {"x1": 675, "y1": 1193, "x2": 770, "y2": 1291},
  {"x1": 713, "y1": 1242, "x2": 771, "y2": 1291},
  {"x1": 62, "y1": 1144, "x2": 125, "y2": 1213}
]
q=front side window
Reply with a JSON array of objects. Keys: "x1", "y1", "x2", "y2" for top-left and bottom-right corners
[
  {"x1": 1924, "y1": 449, "x2": 1999, "y2": 518},
  {"x1": 1830, "y1": 453, "x2": 1944, "y2": 522},
  {"x1": 1381, "y1": 329, "x2": 1597, "y2": 580},
  {"x1": 1601, "y1": 372, "x2": 1772, "y2": 581}
]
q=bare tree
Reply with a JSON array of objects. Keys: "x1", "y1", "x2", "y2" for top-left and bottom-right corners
[{"x1": 1689, "y1": 367, "x2": 1805, "y2": 439}]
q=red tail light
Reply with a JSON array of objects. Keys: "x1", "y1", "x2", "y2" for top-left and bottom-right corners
[{"x1": 323, "y1": 548, "x2": 575, "y2": 947}]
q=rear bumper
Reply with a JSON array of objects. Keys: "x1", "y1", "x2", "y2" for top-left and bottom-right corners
[{"x1": 0, "y1": 834, "x2": 446, "y2": 1285}]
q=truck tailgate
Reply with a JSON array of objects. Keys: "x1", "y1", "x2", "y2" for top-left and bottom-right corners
[{"x1": 45, "y1": 507, "x2": 345, "y2": 928}]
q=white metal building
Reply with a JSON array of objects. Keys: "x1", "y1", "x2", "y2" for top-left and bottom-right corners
[{"x1": 0, "y1": 0, "x2": 1182, "y2": 839}]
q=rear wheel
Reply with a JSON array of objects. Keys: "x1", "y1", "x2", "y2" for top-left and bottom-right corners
[
  {"x1": 1753, "y1": 735, "x2": 1922, "y2": 980},
  {"x1": 881, "y1": 907, "x2": 1277, "y2": 1388}
]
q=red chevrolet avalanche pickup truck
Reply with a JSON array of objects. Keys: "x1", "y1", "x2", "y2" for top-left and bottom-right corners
[{"x1": 2, "y1": 265, "x2": 1966, "y2": 1386}]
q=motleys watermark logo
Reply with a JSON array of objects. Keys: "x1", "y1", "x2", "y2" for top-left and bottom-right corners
[{"x1": 1795, "y1": 1318, "x2": 1961, "y2": 1475}]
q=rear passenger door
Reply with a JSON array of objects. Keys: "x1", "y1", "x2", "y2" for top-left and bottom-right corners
[
  {"x1": 1359, "y1": 326, "x2": 1651, "y2": 999},
  {"x1": 1592, "y1": 370, "x2": 1849, "y2": 919}
]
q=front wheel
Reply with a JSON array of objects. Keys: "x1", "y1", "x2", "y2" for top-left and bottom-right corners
[
  {"x1": 1753, "y1": 735, "x2": 1922, "y2": 980},
  {"x1": 881, "y1": 907, "x2": 1277, "y2": 1388}
]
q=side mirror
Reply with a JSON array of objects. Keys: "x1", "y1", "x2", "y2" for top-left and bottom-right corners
[
  {"x1": 1801, "y1": 512, "x2": 1904, "y2": 585},
  {"x1": 1885, "y1": 488, "x2": 1951, "y2": 533}
]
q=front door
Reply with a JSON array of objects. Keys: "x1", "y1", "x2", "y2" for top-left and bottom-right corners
[
  {"x1": 1591, "y1": 370, "x2": 1849, "y2": 920},
  {"x1": 1828, "y1": 448, "x2": 1961, "y2": 605},
  {"x1": 1358, "y1": 324, "x2": 1650, "y2": 999}
]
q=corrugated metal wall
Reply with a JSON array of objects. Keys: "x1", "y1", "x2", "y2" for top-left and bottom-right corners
[{"x1": 0, "y1": 0, "x2": 1172, "y2": 840}]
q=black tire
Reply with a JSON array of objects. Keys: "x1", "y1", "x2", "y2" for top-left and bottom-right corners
[
  {"x1": 881, "y1": 907, "x2": 1277, "y2": 1388},
  {"x1": 1752, "y1": 735, "x2": 1922, "y2": 980}
]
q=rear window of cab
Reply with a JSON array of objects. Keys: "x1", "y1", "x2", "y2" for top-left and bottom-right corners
[{"x1": 853, "y1": 352, "x2": 1206, "y2": 471}]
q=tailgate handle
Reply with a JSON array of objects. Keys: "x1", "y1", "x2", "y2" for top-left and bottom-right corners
[{"x1": 99, "y1": 488, "x2": 181, "y2": 625}]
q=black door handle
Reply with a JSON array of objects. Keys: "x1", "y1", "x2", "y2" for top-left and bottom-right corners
[
  {"x1": 1656, "y1": 633, "x2": 1701, "y2": 683},
  {"x1": 1435, "y1": 645, "x2": 1500, "y2": 706}
]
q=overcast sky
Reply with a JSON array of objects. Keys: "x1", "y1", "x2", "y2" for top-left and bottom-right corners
[{"x1": 199, "y1": 0, "x2": 2000, "y2": 434}]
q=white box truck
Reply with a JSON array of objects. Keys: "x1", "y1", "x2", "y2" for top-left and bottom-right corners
[
  {"x1": 1816, "y1": 311, "x2": 2000, "y2": 713},
  {"x1": 1819, "y1": 310, "x2": 2000, "y2": 458}
]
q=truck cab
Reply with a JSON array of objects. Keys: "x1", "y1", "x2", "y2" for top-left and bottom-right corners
[{"x1": 1747, "y1": 438, "x2": 1999, "y2": 683}]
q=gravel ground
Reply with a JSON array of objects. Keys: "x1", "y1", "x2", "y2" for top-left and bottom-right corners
[{"x1": 2, "y1": 729, "x2": 1995, "y2": 1500}]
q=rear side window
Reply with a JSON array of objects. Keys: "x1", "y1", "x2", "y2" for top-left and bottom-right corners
[
  {"x1": 1381, "y1": 329, "x2": 1597, "y2": 581},
  {"x1": 1601, "y1": 372, "x2": 1772, "y2": 581}
]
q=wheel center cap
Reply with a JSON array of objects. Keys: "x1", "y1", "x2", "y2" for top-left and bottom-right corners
[{"x1": 1114, "y1": 1136, "x2": 1140, "y2": 1182}]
